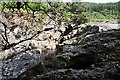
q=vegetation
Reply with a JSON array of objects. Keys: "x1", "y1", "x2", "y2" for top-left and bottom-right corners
[
  {"x1": 0, "y1": 1, "x2": 120, "y2": 50},
  {"x1": 0, "y1": 2, "x2": 87, "y2": 50},
  {"x1": 83, "y1": 2, "x2": 119, "y2": 23},
  {"x1": 2, "y1": 2, "x2": 87, "y2": 25}
]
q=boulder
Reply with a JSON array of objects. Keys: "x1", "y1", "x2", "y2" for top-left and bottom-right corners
[{"x1": 2, "y1": 49, "x2": 42, "y2": 79}]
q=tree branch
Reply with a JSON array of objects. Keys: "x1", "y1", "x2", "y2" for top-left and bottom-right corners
[
  {"x1": 24, "y1": 2, "x2": 57, "y2": 23},
  {"x1": 0, "y1": 21, "x2": 9, "y2": 44},
  {"x1": 2, "y1": 27, "x2": 53, "y2": 50},
  {"x1": 0, "y1": 33, "x2": 7, "y2": 44}
]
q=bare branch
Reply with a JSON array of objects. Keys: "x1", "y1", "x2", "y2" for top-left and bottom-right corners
[
  {"x1": 2, "y1": 27, "x2": 53, "y2": 50},
  {"x1": 0, "y1": 33, "x2": 6, "y2": 43},
  {"x1": 0, "y1": 21, "x2": 9, "y2": 44},
  {"x1": 24, "y1": 2, "x2": 57, "y2": 23}
]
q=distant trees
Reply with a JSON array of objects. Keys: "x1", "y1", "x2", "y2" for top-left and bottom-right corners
[
  {"x1": 83, "y1": 2, "x2": 119, "y2": 22},
  {"x1": 84, "y1": 2, "x2": 118, "y2": 12}
]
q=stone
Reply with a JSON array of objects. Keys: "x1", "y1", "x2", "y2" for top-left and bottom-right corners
[
  {"x1": 1, "y1": 12, "x2": 120, "y2": 80},
  {"x1": 2, "y1": 49, "x2": 41, "y2": 79},
  {"x1": 40, "y1": 62, "x2": 120, "y2": 80},
  {"x1": 68, "y1": 53, "x2": 98, "y2": 69}
]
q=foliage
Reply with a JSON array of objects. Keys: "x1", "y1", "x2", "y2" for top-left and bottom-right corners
[
  {"x1": 83, "y1": 2, "x2": 119, "y2": 22},
  {"x1": 2, "y1": 2, "x2": 87, "y2": 25},
  {"x1": 0, "y1": 2, "x2": 87, "y2": 50}
]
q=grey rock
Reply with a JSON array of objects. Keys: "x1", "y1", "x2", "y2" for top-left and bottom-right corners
[
  {"x1": 2, "y1": 49, "x2": 41, "y2": 79},
  {"x1": 1, "y1": 12, "x2": 120, "y2": 80},
  {"x1": 40, "y1": 62, "x2": 120, "y2": 80}
]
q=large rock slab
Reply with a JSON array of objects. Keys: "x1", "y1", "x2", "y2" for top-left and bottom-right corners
[{"x1": 1, "y1": 49, "x2": 41, "y2": 79}]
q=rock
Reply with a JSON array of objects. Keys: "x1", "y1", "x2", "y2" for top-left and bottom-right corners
[
  {"x1": 2, "y1": 49, "x2": 41, "y2": 79},
  {"x1": 82, "y1": 25, "x2": 99, "y2": 34},
  {"x1": 39, "y1": 62, "x2": 120, "y2": 80},
  {"x1": 52, "y1": 28, "x2": 120, "y2": 80},
  {"x1": 91, "y1": 23, "x2": 119, "y2": 32},
  {"x1": 9, "y1": 26, "x2": 119, "y2": 80},
  {"x1": 56, "y1": 52, "x2": 75, "y2": 68},
  {"x1": 80, "y1": 29, "x2": 120, "y2": 62},
  {"x1": 62, "y1": 45, "x2": 80, "y2": 53},
  {"x1": 1, "y1": 11, "x2": 120, "y2": 80},
  {"x1": 68, "y1": 53, "x2": 97, "y2": 69},
  {"x1": 62, "y1": 25, "x2": 99, "y2": 44},
  {"x1": 13, "y1": 27, "x2": 22, "y2": 39}
]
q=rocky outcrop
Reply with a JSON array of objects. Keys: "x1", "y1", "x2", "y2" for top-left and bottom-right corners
[
  {"x1": 40, "y1": 27, "x2": 120, "y2": 80},
  {"x1": 0, "y1": 25, "x2": 120, "y2": 80},
  {"x1": 56, "y1": 28, "x2": 120, "y2": 68},
  {"x1": 0, "y1": 13, "x2": 120, "y2": 80},
  {"x1": 0, "y1": 13, "x2": 58, "y2": 79}
]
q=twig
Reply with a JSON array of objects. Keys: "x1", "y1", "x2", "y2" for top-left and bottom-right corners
[
  {"x1": 0, "y1": 21, "x2": 9, "y2": 44},
  {"x1": 2, "y1": 27, "x2": 53, "y2": 50},
  {"x1": 25, "y1": 2, "x2": 58, "y2": 23},
  {"x1": 0, "y1": 33, "x2": 7, "y2": 44}
]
